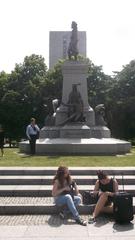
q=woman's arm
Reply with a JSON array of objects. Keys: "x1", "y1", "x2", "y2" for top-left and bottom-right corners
[
  {"x1": 113, "y1": 179, "x2": 118, "y2": 193},
  {"x1": 74, "y1": 182, "x2": 79, "y2": 195},
  {"x1": 93, "y1": 180, "x2": 100, "y2": 194},
  {"x1": 52, "y1": 180, "x2": 70, "y2": 197}
]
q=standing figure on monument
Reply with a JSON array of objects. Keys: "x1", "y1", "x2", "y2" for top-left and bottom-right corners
[{"x1": 68, "y1": 21, "x2": 79, "y2": 60}]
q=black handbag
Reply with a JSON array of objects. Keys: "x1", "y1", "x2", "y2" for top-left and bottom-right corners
[{"x1": 83, "y1": 191, "x2": 98, "y2": 205}]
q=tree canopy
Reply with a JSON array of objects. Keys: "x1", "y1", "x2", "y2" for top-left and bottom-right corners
[{"x1": 0, "y1": 55, "x2": 135, "y2": 143}]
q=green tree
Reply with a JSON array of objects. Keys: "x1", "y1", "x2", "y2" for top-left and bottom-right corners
[
  {"x1": 42, "y1": 60, "x2": 63, "y2": 112},
  {"x1": 87, "y1": 62, "x2": 112, "y2": 108},
  {"x1": 0, "y1": 71, "x2": 9, "y2": 99},
  {"x1": 107, "y1": 60, "x2": 135, "y2": 139},
  {"x1": 0, "y1": 71, "x2": 9, "y2": 131},
  {"x1": 1, "y1": 54, "x2": 48, "y2": 140}
]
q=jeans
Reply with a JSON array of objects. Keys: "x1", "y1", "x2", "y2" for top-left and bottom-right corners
[{"x1": 54, "y1": 194, "x2": 81, "y2": 219}]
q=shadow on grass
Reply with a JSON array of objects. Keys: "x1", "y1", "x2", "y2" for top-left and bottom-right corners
[
  {"x1": 20, "y1": 154, "x2": 62, "y2": 159},
  {"x1": 46, "y1": 155, "x2": 61, "y2": 159},
  {"x1": 21, "y1": 155, "x2": 35, "y2": 158}
]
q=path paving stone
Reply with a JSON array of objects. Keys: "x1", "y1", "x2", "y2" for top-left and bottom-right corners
[{"x1": 0, "y1": 214, "x2": 134, "y2": 226}]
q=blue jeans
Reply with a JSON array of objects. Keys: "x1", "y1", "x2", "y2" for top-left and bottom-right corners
[{"x1": 54, "y1": 194, "x2": 81, "y2": 219}]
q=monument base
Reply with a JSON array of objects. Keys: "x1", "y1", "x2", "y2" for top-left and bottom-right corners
[
  {"x1": 19, "y1": 138, "x2": 131, "y2": 155},
  {"x1": 39, "y1": 123, "x2": 111, "y2": 139}
]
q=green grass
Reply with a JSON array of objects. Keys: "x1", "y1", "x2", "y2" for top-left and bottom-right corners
[{"x1": 0, "y1": 147, "x2": 135, "y2": 167}]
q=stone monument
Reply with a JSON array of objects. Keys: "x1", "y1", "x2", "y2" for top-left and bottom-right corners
[{"x1": 19, "y1": 22, "x2": 131, "y2": 155}]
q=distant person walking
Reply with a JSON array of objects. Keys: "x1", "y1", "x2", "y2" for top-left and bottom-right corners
[
  {"x1": 26, "y1": 118, "x2": 40, "y2": 155},
  {"x1": 0, "y1": 126, "x2": 5, "y2": 157}
]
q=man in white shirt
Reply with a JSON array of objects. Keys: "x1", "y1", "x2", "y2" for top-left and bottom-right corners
[{"x1": 26, "y1": 118, "x2": 40, "y2": 155}]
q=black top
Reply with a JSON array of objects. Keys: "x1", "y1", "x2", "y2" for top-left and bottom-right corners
[{"x1": 99, "y1": 178, "x2": 114, "y2": 193}]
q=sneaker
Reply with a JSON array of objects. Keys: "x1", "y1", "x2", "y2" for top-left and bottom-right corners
[
  {"x1": 88, "y1": 216, "x2": 96, "y2": 224},
  {"x1": 76, "y1": 216, "x2": 87, "y2": 226}
]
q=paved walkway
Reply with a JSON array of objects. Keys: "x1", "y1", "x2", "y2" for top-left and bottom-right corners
[{"x1": 0, "y1": 215, "x2": 134, "y2": 240}]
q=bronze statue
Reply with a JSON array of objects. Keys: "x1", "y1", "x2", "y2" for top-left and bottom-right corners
[{"x1": 68, "y1": 21, "x2": 79, "y2": 60}]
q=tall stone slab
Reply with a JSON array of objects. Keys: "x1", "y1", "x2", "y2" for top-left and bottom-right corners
[{"x1": 56, "y1": 60, "x2": 95, "y2": 126}]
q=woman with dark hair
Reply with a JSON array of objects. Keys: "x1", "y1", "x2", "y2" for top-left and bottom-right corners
[
  {"x1": 89, "y1": 170, "x2": 118, "y2": 223},
  {"x1": 52, "y1": 166, "x2": 87, "y2": 226}
]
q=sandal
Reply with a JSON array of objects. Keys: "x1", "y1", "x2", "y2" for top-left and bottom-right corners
[
  {"x1": 88, "y1": 216, "x2": 96, "y2": 224},
  {"x1": 76, "y1": 216, "x2": 87, "y2": 226}
]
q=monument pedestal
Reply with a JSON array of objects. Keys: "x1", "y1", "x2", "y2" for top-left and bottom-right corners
[
  {"x1": 19, "y1": 138, "x2": 131, "y2": 155},
  {"x1": 56, "y1": 61, "x2": 95, "y2": 126},
  {"x1": 39, "y1": 123, "x2": 111, "y2": 139}
]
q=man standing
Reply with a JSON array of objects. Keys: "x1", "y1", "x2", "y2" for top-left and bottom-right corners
[{"x1": 26, "y1": 118, "x2": 40, "y2": 155}]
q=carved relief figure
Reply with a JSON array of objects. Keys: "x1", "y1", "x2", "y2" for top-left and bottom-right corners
[
  {"x1": 44, "y1": 99, "x2": 59, "y2": 126},
  {"x1": 60, "y1": 84, "x2": 84, "y2": 125},
  {"x1": 67, "y1": 84, "x2": 83, "y2": 121},
  {"x1": 95, "y1": 104, "x2": 107, "y2": 126}
]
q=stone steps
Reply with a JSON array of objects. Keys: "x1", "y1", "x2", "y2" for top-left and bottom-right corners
[
  {"x1": 0, "y1": 167, "x2": 135, "y2": 176},
  {"x1": 0, "y1": 175, "x2": 135, "y2": 185},
  {"x1": 0, "y1": 185, "x2": 134, "y2": 197},
  {"x1": 0, "y1": 196, "x2": 135, "y2": 215},
  {"x1": 0, "y1": 198, "x2": 94, "y2": 215},
  {"x1": 0, "y1": 167, "x2": 135, "y2": 215},
  {"x1": 0, "y1": 193, "x2": 134, "y2": 214},
  {"x1": 0, "y1": 167, "x2": 135, "y2": 175}
]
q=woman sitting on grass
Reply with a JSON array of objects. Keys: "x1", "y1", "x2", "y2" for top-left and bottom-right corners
[
  {"x1": 52, "y1": 166, "x2": 87, "y2": 226},
  {"x1": 89, "y1": 170, "x2": 118, "y2": 223}
]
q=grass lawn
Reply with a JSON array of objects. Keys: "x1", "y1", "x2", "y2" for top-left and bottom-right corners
[{"x1": 0, "y1": 147, "x2": 135, "y2": 167}]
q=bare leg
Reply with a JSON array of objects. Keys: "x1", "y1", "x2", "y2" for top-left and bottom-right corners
[
  {"x1": 93, "y1": 192, "x2": 108, "y2": 218},
  {"x1": 101, "y1": 203, "x2": 113, "y2": 214}
]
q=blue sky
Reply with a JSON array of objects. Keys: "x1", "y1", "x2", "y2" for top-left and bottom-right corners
[{"x1": 0, "y1": 0, "x2": 135, "y2": 75}]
